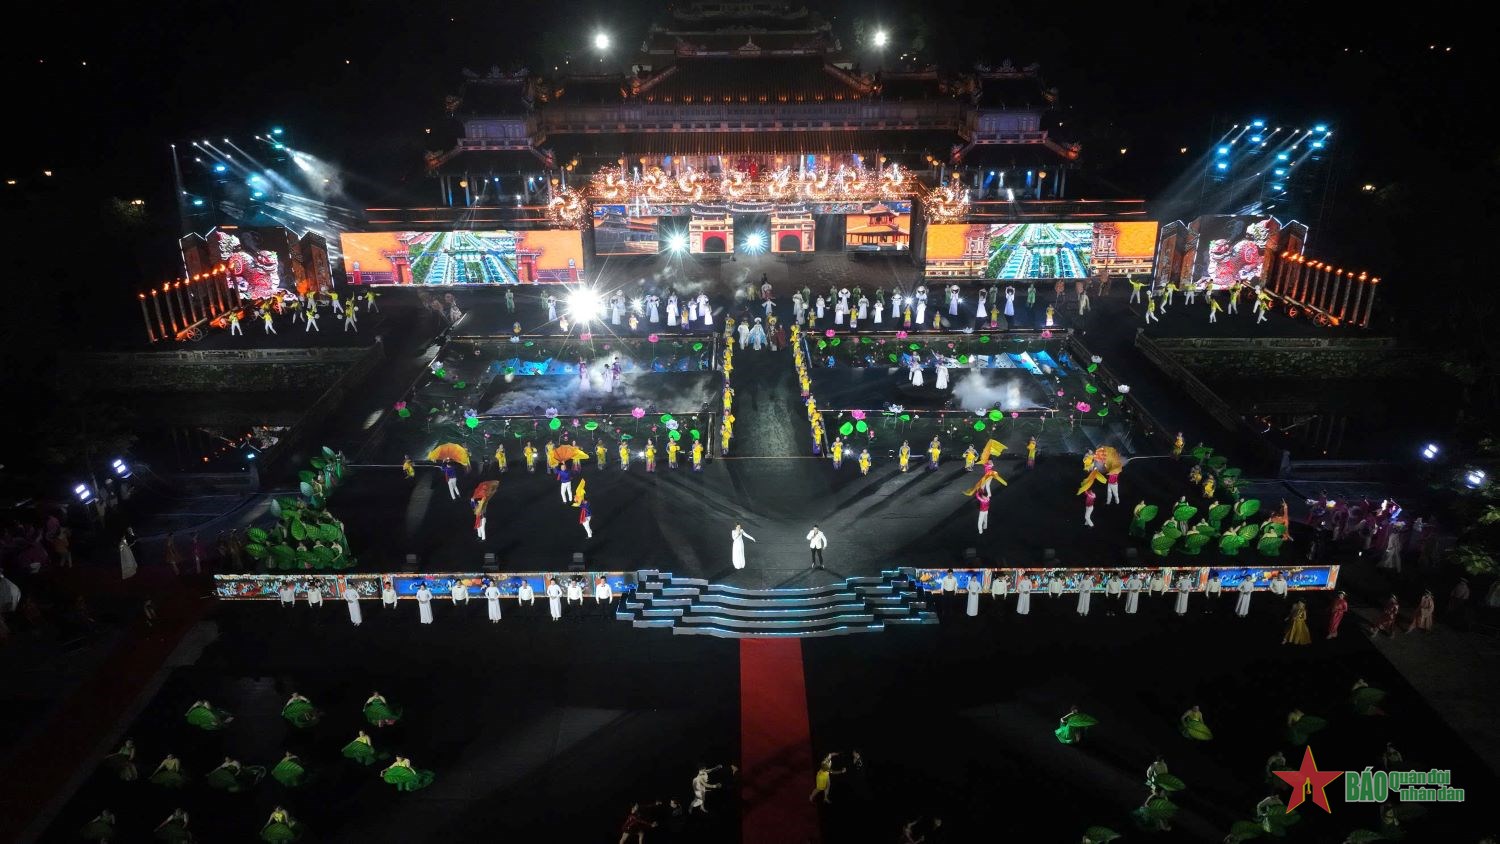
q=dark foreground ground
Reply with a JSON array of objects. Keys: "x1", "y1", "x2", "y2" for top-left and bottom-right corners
[{"x1": 38, "y1": 589, "x2": 1497, "y2": 843}]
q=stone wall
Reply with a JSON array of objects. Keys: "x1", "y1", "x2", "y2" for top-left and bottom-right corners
[
  {"x1": 67, "y1": 347, "x2": 377, "y2": 393},
  {"x1": 1145, "y1": 336, "x2": 1424, "y2": 380}
]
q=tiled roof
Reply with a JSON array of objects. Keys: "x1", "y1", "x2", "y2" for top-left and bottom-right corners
[
  {"x1": 544, "y1": 130, "x2": 962, "y2": 159},
  {"x1": 638, "y1": 58, "x2": 865, "y2": 103}
]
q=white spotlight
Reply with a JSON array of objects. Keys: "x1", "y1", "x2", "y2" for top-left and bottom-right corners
[
  {"x1": 873, "y1": 30, "x2": 889, "y2": 47},
  {"x1": 568, "y1": 289, "x2": 604, "y2": 323},
  {"x1": 667, "y1": 233, "x2": 689, "y2": 253},
  {"x1": 593, "y1": 32, "x2": 610, "y2": 51}
]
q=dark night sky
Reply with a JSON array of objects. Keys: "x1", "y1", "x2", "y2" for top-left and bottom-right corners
[{"x1": 0, "y1": 1, "x2": 1490, "y2": 284}]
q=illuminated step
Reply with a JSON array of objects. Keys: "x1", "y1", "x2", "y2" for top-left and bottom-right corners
[
  {"x1": 684, "y1": 603, "x2": 870, "y2": 619},
  {"x1": 673, "y1": 624, "x2": 885, "y2": 638}
]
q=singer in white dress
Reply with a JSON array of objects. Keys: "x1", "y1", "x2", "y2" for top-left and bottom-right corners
[
  {"x1": 416, "y1": 584, "x2": 434, "y2": 624},
  {"x1": 1016, "y1": 576, "x2": 1033, "y2": 615},
  {"x1": 484, "y1": 582, "x2": 502, "y2": 622},
  {"x1": 731, "y1": 524, "x2": 756, "y2": 570},
  {"x1": 344, "y1": 587, "x2": 362, "y2": 626}
]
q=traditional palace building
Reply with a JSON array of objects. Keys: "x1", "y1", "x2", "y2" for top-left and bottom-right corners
[{"x1": 430, "y1": 2, "x2": 1078, "y2": 207}]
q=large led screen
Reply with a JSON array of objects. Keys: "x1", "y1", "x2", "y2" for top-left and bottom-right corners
[
  {"x1": 340, "y1": 230, "x2": 583, "y2": 285},
  {"x1": 592, "y1": 205, "x2": 661, "y2": 255},
  {"x1": 844, "y1": 201, "x2": 911, "y2": 252},
  {"x1": 924, "y1": 221, "x2": 1158, "y2": 279}
]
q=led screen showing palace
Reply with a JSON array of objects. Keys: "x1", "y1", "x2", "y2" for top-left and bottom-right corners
[
  {"x1": 339, "y1": 230, "x2": 583, "y2": 285},
  {"x1": 924, "y1": 221, "x2": 1159, "y2": 279},
  {"x1": 592, "y1": 205, "x2": 661, "y2": 255},
  {"x1": 844, "y1": 201, "x2": 911, "y2": 252}
]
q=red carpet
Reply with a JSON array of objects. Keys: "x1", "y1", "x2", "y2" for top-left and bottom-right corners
[{"x1": 739, "y1": 639, "x2": 820, "y2": 844}]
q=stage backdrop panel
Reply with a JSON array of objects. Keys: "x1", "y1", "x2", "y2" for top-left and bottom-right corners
[
  {"x1": 215, "y1": 572, "x2": 637, "y2": 599},
  {"x1": 923, "y1": 221, "x2": 1159, "y2": 280},
  {"x1": 340, "y1": 230, "x2": 583, "y2": 285},
  {"x1": 844, "y1": 201, "x2": 911, "y2": 253},
  {"x1": 593, "y1": 205, "x2": 661, "y2": 255},
  {"x1": 910, "y1": 565, "x2": 1339, "y2": 593}
]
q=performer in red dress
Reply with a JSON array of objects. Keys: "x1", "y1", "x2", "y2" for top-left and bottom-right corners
[
  {"x1": 1371, "y1": 594, "x2": 1400, "y2": 637},
  {"x1": 1326, "y1": 591, "x2": 1348, "y2": 639}
]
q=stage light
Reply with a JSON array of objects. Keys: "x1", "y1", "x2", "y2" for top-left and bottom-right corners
[
  {"x1": 667, "y1": 233, "x2": 689, "y2": 253},
  {"x1": 1465, "y1": 469, "x2": 1488, "y2": 489},
  {"x1": 1180, "y1": 147, "x2": 1188, "y2": 154},
  {"x1": 1314, "y1": 124, "x2": 1327, "y2": 132},
  {"x1": 252, "y1": 190, "x2": 266, "y2": 198},
  {"x1": 1251, "y1": 119, "x2": 1265, "y2": 127},
  {"x1": 1250, "y1": 135, "x2": 1262, "y2": 143},
  {"x1": 111, "y1": 458, "x2": 132, "y2": 478},
  {"x1": 568, "y1": 289, "x2": 604, "y2": 323},
  {"x1": 594, "y1": 31, "x2": 610, "y2": 50},
  {"x1": 1311, "y1": 141, "x2": 1324, "y2": 148},
  {"x1": 43, "y1": 170, "x2": 53, "y2": 177},
  {"x1": 1217, "y1": 146, "x2": 1229, "y2": 155},
  {"x1": 742, "y1": 231, "x2": 767, "y2": 253},
  {"x1": 1270, "y1": 184, "x2": 1284, "y2": 191},
  {"x1": 272, "y1": 127, "x2": 284, "y2": 135},
  {"x1": 873, "y1": 29, "x2": 889, "y2": 47},
  {"x1": 1005, "y1": 188, "x2": 1015, "y2": 201},
  {"x1": 1421, "y1": 443, "x2": 1440, "y2": 461},
  {"x1": 1274, "y1": 168, "x2": 1286, "y2": 176},
  {"x1": 1362, "y1": 184, "x2": 1376, "y2": 192},
  {"x1": 213, "y1": 163, "x2": 228, "y2": 173},
  {"x1": 192, "y1": 198, "x2": 205, "y2": 206},
  {"x1": 73, "y1": 483, "x2": 92, "y2": 503},
  {"x1": 1216, "y1": 162, "x2": 1228, "y2": 170},
  {"x1": 1276, "y1": 152, "x2": 1289, "y2": 161}
]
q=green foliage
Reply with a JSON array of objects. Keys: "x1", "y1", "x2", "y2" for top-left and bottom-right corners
[
  {"x1": 1135, "y1": 504, "x2": 1159, "y2": 523},
  {"x1": 269, "y1": 544, "x2": 295, "y2": 569},
  {"x1": 298, "y1": 470, "x2": 316, "y2": 484},
  {"x1": 1173, "y1": 504, "x2": 1198, "y2": 523},
  {"x1": 1150, "y1": 533, "x2": 1176, "y2": 557},
  {"x1": 1257, "y1": 535, "x2": 1284, "y2": 557},
  {"x1": 1219, "y1": 534, "x2": 1247, "y2": 556},
  {"x1": 1228, "y1": 820, "x2": 1264, "y2": 840},
  {"x1": 299, "y1": 481, "x2": 315, "y2": 499},
  {"x1": 1237, "y1": 523, "x2": 1260, "y2": 541},
  {"x1": 1450, "y1": 544, "x2": 1498, "y2": 576},
  {"x1": 246, "y1": 526, "x2": 268, "y2": 544},
  {"x1": 290, "y1": 519, "x2": 308, "y2": 542},
  {"x1": 1208, "y1": 502, "x2": 1232, "y2": 528},
  {"x1": 1236, "y1": 498, "x2": 1262, "y2": 520},
  {"x1": 1195, "y1": 521, "x2": 1218, "y2": 537},
  {"x1": 1181, "y1": 533, "x2": 1211, "y2": 555},
  {"x1": 1207, "y1": 455, "x2": 1228, "y2": 471},
  {"x1": 244, "y1": 543, "x2": 267, "y2": 560},
  {"x1": 1180, "y1": 718, "x2": 1214, "y2": 740},
  {"x1": 1221, "y1": 467, "x2": 1242, "y2": 480},
  {"x1": 1160, "y1": 522, "x2": 1183, "y2": 540},
  {"x1": 1082, "y1": 827, "x2": 1122, "y2": 844},
  {"x1": 1152, "y1": 773, "x2": 1186, "y2": 792},
  {"x1": 1191, "y1": 445, "x2": 1213, "y2": 461}
]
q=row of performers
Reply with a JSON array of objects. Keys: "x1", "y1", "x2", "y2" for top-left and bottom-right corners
[{"x1": 933, "y1": 569, "x2": 1305, "y2": 617}]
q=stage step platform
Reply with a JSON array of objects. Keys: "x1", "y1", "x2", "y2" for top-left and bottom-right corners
[{"x1": 617, "y1": 569, "x2": 936, "y2": 638}]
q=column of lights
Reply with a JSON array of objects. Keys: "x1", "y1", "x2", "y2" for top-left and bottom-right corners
[{"x1": 1276, "y1": 251, "x2": 1380, "y2": 327}]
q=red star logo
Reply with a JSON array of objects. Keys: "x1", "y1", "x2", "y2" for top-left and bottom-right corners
[{"x1": 1274, "y1": 747, "x2": 1343, "y2": 813}]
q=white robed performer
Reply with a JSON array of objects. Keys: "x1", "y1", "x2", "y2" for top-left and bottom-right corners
[
  {"x1": 731, "y1": 524, "x2": 756, "y2": 570},
  {"x1": 610, "y1": 295, "x2": 625, "y2": 325},
  {"x1": 416, "y1": 584, "x2": 434, "y2": 624},
  {"x1": 688, "y1": 297, "x2": 699, "y2": 323},
  {"x1": 698, "y1": 293, "x2": 712, "y2": 325},
  {"x1": 1174, "y1": 574, "x2": 1193, "y2": 616},
  {"x1": 934, "y1": 359, "x2": 949, "y2": 390},
  {"x1": 834, "y1": 299, "x2": 847, "y2": 326},
  {"x1": 381, "y1": 581, "x2": 397, "y2": 609},
  {"x1": 647, "y1": 296, "x2": 660, "y2": 323},
  {"x1": 976, "y1": 293, "x2": 988, "y2": 319},
  {"x1": 1077, "y1": 575, "x2": 1094, "y2": 616},
  {"x1": 279, "y1": 582, "x2": 296, "y2": 607},
  {"x1": 1016, "y1": 575, "x2": 1033, "y2": 615},
  {"x1": 873, "y1": 300, "x2": 884, "y2": 324},
  {"x1": 1124, "y1": 574, "x2": 1142, "y2": 614},
  {"x1": 450, "y1": 579, "x2": 469, "y2": 605},
  {"x1": 909, "y1": 358, "x2": 924, "y2": 387},
  {"x1": 344, "y1": 587, "x2": 362, "y2": 626},
  {"x1": 1235, "y1": 577, "x2": 1254, "y2": 617},
  {"x1": 547, "y1": 295, "x2": 558, "y2": 322},
  {"x1": 891, "y1": 291, "x2": 903, "y2": 317},
  {"x1": 306, "y1": 584, "x2": 323, "y2": 607},
  {"x1": 667, "y1": 295, "x2": 679, "y2": 326},
  {"x1": 914, "y1": 296, "x2": 927, "y2": 326},
  {"x1": 858, "y1": 296, "x2": 869, "y2": 320},
  {"x1": 517, "y1": 580, "x2": 535, "y2": 607},
  {"x1": 966, "y1": 576, "x2": 981, "y2": 616},
  {"x1": 815, "y1": 295, "x2": 826, "y2": 319},
  {"x1": 737, "y1": 321, "x2": 751, "y2": 349},
  {"x1": 119, "y1": 535, "x2": 138, "y2": 580},
  {"x1": 1004, "y1": 286, "x2": 1016, "y2": 317},
  {"x1": 546, "y1": 579, "x2": 563, "y2": 620},
  {"x1": 990, "y1": 573, "x2": 1009, "y2": 601},
  {"x1": 792, "y1": 292, "x2": 805, "y2": 323},
  {"x1": 484, "y1": 582, "x2": 502, "y2": 622},
  {"x1": 948, "y1": 286, "x2": 961, "y2": 317}
]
